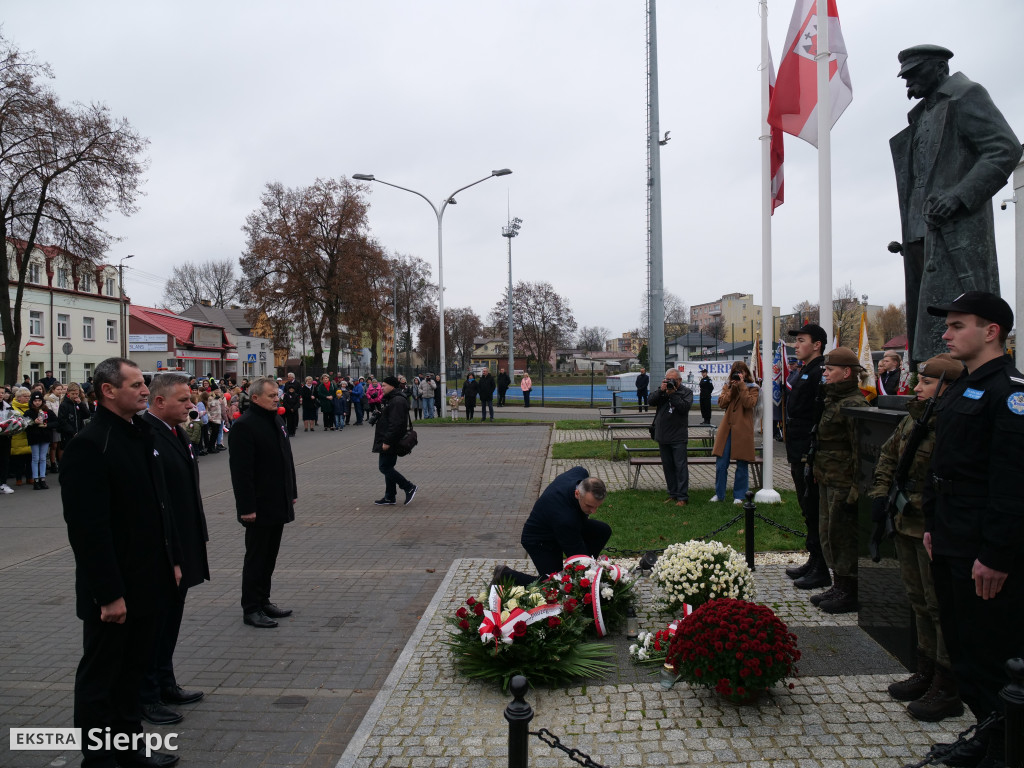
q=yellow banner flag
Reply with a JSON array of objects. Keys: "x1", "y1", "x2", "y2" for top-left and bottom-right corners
[{"x1": 857, "y1": 311, "x2": 877, "y2": 401}]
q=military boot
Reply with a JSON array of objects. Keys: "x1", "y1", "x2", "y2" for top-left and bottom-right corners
[
  {"x1": 785, "y1": 553, "x2": 813, "y2": 580},
  {"x1": 819, "y1": 576, "x2": 859, "y2": 614},
  {"x1": 907, "y1": 664, "x2": 964, "y2": 722},
  {"x1": 809, "y1": 577, "x2": 839, "y2": 606},
  {"x1": 793, "y1": 556, "x2": 832, "y2": 590},
  {"x1": 888, "y1": 654, "x2": 934, "y2": 701}
]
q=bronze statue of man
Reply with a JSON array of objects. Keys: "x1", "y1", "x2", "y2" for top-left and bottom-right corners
[{"x1": 889, "y1": 45, "x2": 1021, "y2": 364}]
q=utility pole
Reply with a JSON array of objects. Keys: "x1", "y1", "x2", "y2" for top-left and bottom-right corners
[{"x1": 501, "y1": 216, "x2": 522, "y2": 382}]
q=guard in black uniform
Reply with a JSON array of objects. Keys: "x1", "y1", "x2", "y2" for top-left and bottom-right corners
[
  {"x1": 923, "y1": 292, "x2": 1024, "y2": 768},
  {"x1": 783, "y1": 323, "x2": 831, "y2": 590}
]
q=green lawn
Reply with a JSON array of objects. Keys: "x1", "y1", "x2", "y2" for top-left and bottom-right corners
[
  {"x1": 554, "y1": 419, "x2": 604, "y2": 430},
  {"x1": 595, "y1": 489, "x2": 806, "y2": 553}
]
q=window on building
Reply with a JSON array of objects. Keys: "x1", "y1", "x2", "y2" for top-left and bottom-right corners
[
  {"x1": 80, "y1": 273, "x2": 92, "y2": 292},
  {"x1": 106, "y1": 319, "x2": 117, "y2": 343},
  {"x1": 83, "y1": 317, "x2": 94, "y2": 341},
  {"x1": 28, "y1": 262, "x2": 42, "y2": 284},
  {"x1": 29, "y1": 310, "x2": 43, "y2": 336},
  {"x1": 57, "y1": 314, "x2": 70, "y2": 338},
  {"x1": 83, "y1": 362, "x2": 95, "y2": 382},
  {"x1": 57, "y1": 267, "x2": 70, "y2": 289},
  {"x1": 30, "y1": 362, "x2": 43, "y2": 383},
  {"x1": 58, "y1": 362, "x2": 69, "y2": 384},
  {"x1": 105, "y1": 277, "x2": 116, "y2": 296}
]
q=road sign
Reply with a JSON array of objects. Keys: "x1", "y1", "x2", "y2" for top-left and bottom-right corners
[
  {"x1": 62, "y1": 342, "x2": 73, "y2": 355},
  {"x1": 247, "y1": 354, "x2": 257, "y2": 362},
  {"x1": 156, "y1": 360, "x2": 163, "y2": 369}
]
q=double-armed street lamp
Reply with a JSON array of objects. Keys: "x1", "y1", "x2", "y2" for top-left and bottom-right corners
[
  {"x1": 501, "y1": 217, "x2": 522, "y2": 385},
  {"x1": 352, "y1": 169, "x2": 512, "y2": 417}
]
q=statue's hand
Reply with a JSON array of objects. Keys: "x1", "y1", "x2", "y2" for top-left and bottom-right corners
[{"x1": 924, "y1": 194, "x2": 962, "y2": 225}]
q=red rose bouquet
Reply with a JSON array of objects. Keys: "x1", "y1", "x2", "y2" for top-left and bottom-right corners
[{"x1": 665, "y1": 598, "x2": 800, "y2": 704}]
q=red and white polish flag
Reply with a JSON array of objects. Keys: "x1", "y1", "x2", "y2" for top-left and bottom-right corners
[
  {"x1": 768, "y1": 48, "x2": 784, "y2": 213},
  {"x1": 768, "y1": 0, "x2": 853, "y2": 147}
]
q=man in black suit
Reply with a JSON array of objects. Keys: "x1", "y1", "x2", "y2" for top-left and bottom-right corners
[
  {"x1": 62, "y1": 357, "x2": 182, "y2": 768},
  {"x1": 229, "y1": 376, "x2": 297, "y2": 628},
  {"x1": 139, "y1": 374, "x2": 210, "y2": 726}
]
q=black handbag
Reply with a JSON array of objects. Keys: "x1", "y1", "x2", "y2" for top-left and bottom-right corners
[{"x1": 395, "y1": 412, "x2": 418, "y2": 456}]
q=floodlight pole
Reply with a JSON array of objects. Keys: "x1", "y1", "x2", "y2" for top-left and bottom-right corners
[
  {"x1": 501, "y1": 217, "x2": 522, "y2": 388},
  {"x1": 353, "y1": 170, "x2": 512, "y2": 417}
]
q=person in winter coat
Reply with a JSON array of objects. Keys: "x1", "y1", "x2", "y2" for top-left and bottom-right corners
[
  {"x1": 711, "y1": 361, "x2": 760, "y2": 504},
  {"x1": 365, "y1": 378, "x2": 384, "y2": 414},
  {"x1": 497, "y1": 367, "x2": 512, "y2": 406},
  {"x1": 350, "y1": 378, "x2": 366, "y2": 425},
  {"x1": 9, "y1": 388, "x2": 32, "y2": 486},
  {"x1": 25, "y1": 391, "x2": 54, "y2": 489},
  {"x1": 316, "y1": 374, "x2": 335, "y2": 431},
  {"x1": 301, "y1": 376, "x2": 318, "y2": 432},
  {"x1": 698, "y1": 369, "x2": 715, "y2": 425},
  {"x1": 57, "y1": 383, "x2": 89, "y2": 449},
  {"x1": 207, "y1": 390, "x2": 226, "y2": 452},
  {"x1": 411, "y1": 377, "x2": 424, "y2": 419},
  {"x1": 332, "y1": 382, "x2": 348, "y2": 431},
  {"x1": 477, "y1": 369, "x2": 497, "y2": 421},
  {"x1": 371, "y1": 376, "x2": 417, "y2": 506},
  {"x1": 520, "y1": 372, "x2": 533, "y2": 407},
  {"x1": 46, "y1": 383, "x2": 65, "y2": 471},
  {"x1": 461, "y1": 373, "x2": 480, "y2": 420},
  {"x1": 433, "y1": 374, "x2": 443, "y2": 417},
  {"x1": 419, "y1": 375, "x2": 436, "y2": 419},
  {"x1": 0, "y1": 388, "x2": 17, "y2": 494},
  {"x1": 650, "y1": 368, "x2": 694, "y2": 505}
]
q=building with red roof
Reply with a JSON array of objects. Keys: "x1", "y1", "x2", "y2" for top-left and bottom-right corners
[{"x1": 128, "y1": 304, "x2": 235, "y2": 377}]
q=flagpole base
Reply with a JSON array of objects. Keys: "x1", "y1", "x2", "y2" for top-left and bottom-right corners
[{"x1": 754, "y1": 488, "x2": 782, "y2": 504}]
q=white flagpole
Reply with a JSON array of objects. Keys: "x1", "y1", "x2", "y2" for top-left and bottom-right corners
[
  {"x1": 757, "y1": 0, "x2": 781, "y2": 503},
  {"x1": 816, "y1": 0, "x2": 833, "y2": 345}
]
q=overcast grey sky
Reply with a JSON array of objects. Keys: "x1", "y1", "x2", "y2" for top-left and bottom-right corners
[{"x1": 5, "y1": 1, "x2": 1022, "y2": 341}]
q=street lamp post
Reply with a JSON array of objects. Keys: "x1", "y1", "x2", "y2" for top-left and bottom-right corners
[
  {"x1": 353, "y1": 169, "x2": 512, "y2": 417},
  {"x1": 501, "y1": 216, "x2": 522, "y2": 390},
  {"x1": 119, "y1": 254, "x2": 135, "y2": 358}
]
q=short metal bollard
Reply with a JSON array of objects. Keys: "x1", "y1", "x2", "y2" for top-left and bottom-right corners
[
  {"x1": 1002, "y1": 658, "x2": 1024, "y2": 768},
  {"x1": 506, "y1": 675, "x2": 534, "y2": 768},
  {"x1": 743, "y1": 491, "x2": 756, "y2": 571}
]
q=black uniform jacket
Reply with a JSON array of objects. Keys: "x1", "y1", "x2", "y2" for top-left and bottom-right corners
[
  {"x1": 520, "y1": 466, "x2": 592, "y2": 556},
  {"x1": 228, "y1": 404, "x2": 297, "y2": 527},
  {"x1": 924, "y1": 355, "x2": 1024, "y2": 573},
  {"x1": 784, "y1": 355, "x2": 825, "y2": 463},
  {"x1": 61, "y1": 405, "x2": 181, "y2": 620},
  {"x1": 143, "y1": 412, "x2": 210, "y2": 589}
]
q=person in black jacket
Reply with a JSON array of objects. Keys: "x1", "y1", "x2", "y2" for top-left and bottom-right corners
[
  {"x1": 56, "y1": 383, "x2": 89, "y2": 448},
  {"x1": 25, "y1": 391, "x2": 54, "y2": 489},
  {"x1": 477, "y1": 369, "x2": 496, "y2": 421},
  {"x1": 61, "y1": 357, "x2": 182, "y2": 768},
  {"x1": 496, "y1": 367, "x2": 511, "y2": 406},
  {"x1": 372, "y1": 376, "x2": 417, "y2": 506},
  {"x1": 650, "y1": 368, "x2": 694, "y2": 506},
  {"x1": 495, "y1": 466, "x2": 610, "y2": 586},
  {"x1": 461, "y1": 373, "x2": 480, "y2": 421},
  {"x1": 139, "y1": 374, "x2": 210, "y2": 726},
  {"x1": 782, "y1": 323, "x2": 831, "y2": 590},
  {"x1": 281, "y1": 374, "x2": 301, "y2": 437},
  {"x1": 698, "y1": 369, "x2": 715, "y2": 425},
  {"x1": 635, "y1": 368, "x2": 650, "y2": 412},
  {"x1": 229, "y1": 376, "x2": 297, "y2": 629}
]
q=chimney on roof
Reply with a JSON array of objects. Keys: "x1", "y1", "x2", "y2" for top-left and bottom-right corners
[{"x1": 199, "y1": 299, "x2": 212, "y2": 307}]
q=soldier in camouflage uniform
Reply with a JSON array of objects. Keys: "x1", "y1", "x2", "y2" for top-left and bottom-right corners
[
  {"x1": 870, "y1": 353, "x2": 964, "y2": 722},
  {"x1": 810, "y1": 347, "x2": 869, "y2": 614}
]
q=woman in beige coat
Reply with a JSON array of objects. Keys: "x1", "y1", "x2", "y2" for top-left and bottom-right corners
[{"x1": 711, "y1": 361, "x2": 759, "y2": 503}]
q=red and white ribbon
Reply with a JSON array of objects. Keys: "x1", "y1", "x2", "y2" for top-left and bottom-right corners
[{"x1": 479, "y1": 585, "x2": 562, "y2": 646}]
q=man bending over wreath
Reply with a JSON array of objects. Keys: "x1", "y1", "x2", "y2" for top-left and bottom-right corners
[{"x1": 494, "y1": 466, "x2": 610, "y2": 587}]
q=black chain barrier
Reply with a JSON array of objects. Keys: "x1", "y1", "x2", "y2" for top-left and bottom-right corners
[
  {"x1": 900, "y1": 712, "x2": 1001, "y2": 768},
  {"x1": 530, "y1": 728, "x2": 610, "y2": 768}
]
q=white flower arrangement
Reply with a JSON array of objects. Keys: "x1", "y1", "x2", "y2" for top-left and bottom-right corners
[{"x1": 652, "y1": 540, "x2": 755, "y2": 613}]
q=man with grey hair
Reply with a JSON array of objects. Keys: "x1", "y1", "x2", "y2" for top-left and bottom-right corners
[
  {"x1": 495, "y1": 466, "x2": 611, "y2": 586},
  {"x1": 139, "y1": 374, "x2": 210, "y2": 726},
  {"x1": 229, "y1": 376, "x2": 297, "y2": 628},
  {"x1": 650, "y1": 367, "x2": 693, "y2": 506}
]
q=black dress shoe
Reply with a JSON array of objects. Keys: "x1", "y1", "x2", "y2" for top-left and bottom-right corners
[
  {"x1": 141, "y1": 702, "x2": 183, "y2": 725},
  {"x1": 161, "y1": 684, "x2": 204, "y2": 705},
  {"x1": 243, "y1": 610, "x2": 278, "y2": 628},
  {"x1": 262, "y1": 602, "x2": 292, "y2": 619},
  {"x1": 115, "y1": 748, "x2": 180, "y2": 767}
]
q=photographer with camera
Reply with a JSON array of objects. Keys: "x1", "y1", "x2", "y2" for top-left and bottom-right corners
[{"x1": 649, "y1": 367, "x2": 693, "y2": 506}]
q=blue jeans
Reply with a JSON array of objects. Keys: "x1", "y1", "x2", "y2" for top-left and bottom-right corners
[
  {"x1": 714, "y1": 433, "x2": 749, "y2": 502},
  {"x1": 353, "y1": 400, "x2": 364, "y2": 424},
  {"x1": 423, "y1": 397, "x2": 435, "y2": 419},
  {"x1": 333, "y1": 414, "x2": 345, "y2": 430},
  {"x1": 31, "y1": 443, "x2": 48, "y2": 480}
]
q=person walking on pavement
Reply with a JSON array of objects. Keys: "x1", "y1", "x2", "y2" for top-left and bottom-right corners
[
  {"x1": 698, "y1": 368, "x2": 714, "y2": 425},
  {"x1": 372, "y1": 376, "x2": 417, "y2": 507},
  {"x1": 140, "y1": 374, "x2": 210, "y2": 727},
  {"x1": 229, "y1": 377, "x2": 297, "y2": 629},
  {"x1": 783, "y1": 324, "x2": 831, "y2": 590},
  {"x1": 635, "y1": 368, "x2": 650, "y2": 412},
  {"x1": 62, "y1": 357, "x2": 183, "y2": 768},
  {"x1": 478, "y1": 369, "x2": 496, "y2": 421},
  {"x1": 650, "y1": 367, "x2": 693, "y2": 506}
]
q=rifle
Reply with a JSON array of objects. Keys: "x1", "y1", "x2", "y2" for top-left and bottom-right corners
[{"x1": 869, "y1": 370, "x2": 945, "y2": 561}]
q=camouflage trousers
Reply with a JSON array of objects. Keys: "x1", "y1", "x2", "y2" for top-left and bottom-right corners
[
  {"x1": 818, "y1": 485, "x2": 858, "y2": 580},
  {"x1": 894, "y1": 531, "x2": 950, "y2": 668}
]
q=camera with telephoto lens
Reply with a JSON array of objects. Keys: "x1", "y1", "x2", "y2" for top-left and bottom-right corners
[
  {"x1": 731, "y1": 373, "x2": 741, "y2": 381},
  {"x1": 367, "y1": 409, "x2": 380, "y2": 426},
  {"x1": 188, "y1": 410, "x2": 199, "y2": 420}
]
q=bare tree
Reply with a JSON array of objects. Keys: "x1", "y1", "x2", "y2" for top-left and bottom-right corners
[
  {"x1": 447, "y1": 307, "x2": 483, "y2": 373},
  {"x1": 161, "y1": 258, "x2": 240, "y2": 311},
  {"x1": 577, "y1": 325, "x2": 610, "y2": 352},
  {"x1": 877, "y1": 302, "x2": 908, "y2": 344},
  {"x1": 786, "y1": 300, "x2": 820, "y2": 332},
  {"x1": 832, "y1": 282, "x2": 863, "y2": 348},
  {"x1": 489, "y1": 281, "x2": 577, "y2": 373},
  {"x1": 0, "y1": 36, "x2": 148, "y2": 385},
  {"x1": 390, "y1": 252, "x2": 436, "y2": 368},
  {"x1": 640, "y1": 290, "x2": 689, "y2": 339}
]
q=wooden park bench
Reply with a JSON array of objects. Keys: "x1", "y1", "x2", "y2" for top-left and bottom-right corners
[{"x1": 628, "y1": 451, "x2": 764, "y2": 490}]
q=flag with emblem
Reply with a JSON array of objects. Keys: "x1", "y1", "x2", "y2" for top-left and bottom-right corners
[
  {"x1": 768, "y1": 0, "x2": 853, "y2": 147},
  {"x1": 857, "y1": 310, "x2": 876, "y2": 400},
  {"x1": 772, "y1": 339, "x2": 790, "y2": 407}
]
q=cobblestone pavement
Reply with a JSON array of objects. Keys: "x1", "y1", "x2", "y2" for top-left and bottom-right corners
[{"x1": 338, "y1": 558, "x2": 971, "y2": 768}]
